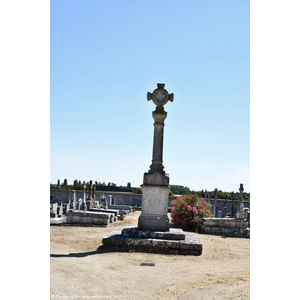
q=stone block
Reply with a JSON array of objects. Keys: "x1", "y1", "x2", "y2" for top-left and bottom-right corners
[
  {"x1": 138, "y1": 214, "x2": 170, "y2": 231},
  {"x1": 106, "y1": 235, "x2": 124, "y2": 246},
  {"x1": 143, "y1": 172, "x2": 169, "y2": 186},
  {"x1": 179, "y1": 234, "x2": 202, "y2": 251},
  {"x1": 152, "y1": 239, "x2": 169, "y2": 250},
  {"x1": 122, "y1": 227, "x2": 142, "y2": 238},
  {"x1": 125, "y1": 238, "x2": 152, "y2": 248}
]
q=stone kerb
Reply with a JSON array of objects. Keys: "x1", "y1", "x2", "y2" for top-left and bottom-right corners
[
  {"x1": 66, "y1": 211, "x2": 113, "y2": 226},
  {"x1": 201, "y1": 217, "x2": 250, "y2": 238},
  {"x1": 203, "y1": 218, "x2": 248, "y2": 229}
]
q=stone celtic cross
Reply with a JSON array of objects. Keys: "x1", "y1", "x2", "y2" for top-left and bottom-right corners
[
  {"x1": 147, "y1": 83, "x2": 174, "y2": 107},
  {"x1": 146, "y1": 83, "x2": 174, "y2": 174},
  {"x1": 138, "y1": 83, "x2": 174, "y2": 231}
]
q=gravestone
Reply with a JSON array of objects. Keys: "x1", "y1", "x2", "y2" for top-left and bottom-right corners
[
  {"x1": 52, "y1": 203, "x2": 58, "y2": 218},
  {"x1": 92, "y1": 184, "x2": 96, "y2": 199},
  {"x1": 86, "y1": 180, "x2": 93, "y2": 210},
  {"x1": 222, "y1": 194, "x2": 228, "y2": 217},
  {"x1": 112, "y1": 196, "x2": 116, "y2": 205},
  {"x1": 78, "y1": 198, "x2": 83, "y2": 210},
  {"x1": 101, "y1": 194, "x2": 108, "y2": 209},
  {"x1": 213, "y1": 188, "x2": 218, "y2": 217},
  {"x1": 138, "y1": 83, "x2": 174, "y2": 231},
  {"x1": 65, "y1": 203, "x2": 70, "y2": 214},
  {"x1": 231, "y1": 191, "x2": 235, "y2": 217},
  {"x1": 58, "y1": 203, "x2": 63, "y2": 217},
  {"x1": 237, "y1": 183, "x2": 244, "y2": 219},
  {"x1": 204, "y1": 190, "x2": 207, "y2": 202},
  {"x1": 68, "y1": 188, "x2": 71, "y2": 207},
  {"x1": 72, "y1": 190, "x2": 76, "y2": 210}
]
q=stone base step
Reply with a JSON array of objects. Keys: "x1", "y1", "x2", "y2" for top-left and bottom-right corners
[
  {"x1": 101, "y1": 228, "x2": 203, "y2": 256},
  {"x1": 122, "y1": 227, "x2": 185, "y2": 240}
]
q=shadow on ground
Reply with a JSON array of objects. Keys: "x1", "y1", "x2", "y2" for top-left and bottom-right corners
[{"x1": 50, "y1": 246, "x2": 129, "y2": 258}]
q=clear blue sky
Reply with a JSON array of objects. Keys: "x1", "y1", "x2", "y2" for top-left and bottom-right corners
[{"x1": 50, "y1": 0, "x2": 250, "y2": 192}]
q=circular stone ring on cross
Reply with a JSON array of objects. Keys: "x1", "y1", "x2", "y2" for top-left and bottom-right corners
[{"x1": 147, "y1": 83, "x2": 174, "y2": 107}]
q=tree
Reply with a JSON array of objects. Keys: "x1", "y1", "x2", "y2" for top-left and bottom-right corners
[
  {"x1": 132, "y1": 188, "x2": 142, "y2": 194},
  {"x1": 170, "y1": 185, "x2": 191, "y2": 195},
  {"x1": 127, "y1": 182, "x2": 131, "y2": 188}
]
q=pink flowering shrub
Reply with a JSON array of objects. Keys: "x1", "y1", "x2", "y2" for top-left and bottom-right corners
[{"x1": 171, "y1": 194, "x2": 213, "y2": 231}]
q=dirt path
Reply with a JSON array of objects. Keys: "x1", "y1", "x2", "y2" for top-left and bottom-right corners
[{"x1": 50, "y1": 211, "x2": 250, "y2": 300}]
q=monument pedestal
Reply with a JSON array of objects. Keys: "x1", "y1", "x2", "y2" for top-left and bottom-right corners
[{"x1": 138, "y1": 172, "x2": 170, "y2": 231}]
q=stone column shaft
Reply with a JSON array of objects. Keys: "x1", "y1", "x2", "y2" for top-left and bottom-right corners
[{"x1": 149, "y1": 108, "x2": 167, "y2": 174}]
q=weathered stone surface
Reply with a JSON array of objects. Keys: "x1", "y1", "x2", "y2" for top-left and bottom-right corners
[
  {"x1": 138, "y1": 213, "x2": 170, "y2": 232},
  {"x1": 179, "y1": 234, "x2": 202, "y2": 251},
  {"x1": 138, "y1": 184, "x2": 170, "y2": 232},
  {"x1": 125, "y1": 238, "x2": 152, "y2": 248},
  {"x1": 143, "y1": 172, "x2": 169, "y2": 186},
  {"x1": 105, "y1": 235, "x2": 124, "y2": 246},
  {"x1": 66, "y1": 211, "x2": 112, "y2": 225},
  {"x1": 101, "y1": 229, "x2": 203, "y2": 256},
  {"x1": 50, "y1": 217, "x2": 66, "y2": 224},
  {"x1": 122, "y1": 227, "x2": 142, "y2": 238},
  {"x1": 201, "y1": 219, "x2": 250, "y2": 238},
  {"x1": 152, "y1": 239, "x2": 179, "y2": 249},
  {"x1": 203, "y1": 217, "x2": 248, "y2": 229},
  {"x1": 122, "y1": 227, "x2": 185, "y2": 240}
]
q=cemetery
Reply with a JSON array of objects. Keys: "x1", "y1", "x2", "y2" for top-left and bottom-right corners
[
  {"x1": 50, "y1": 83, "x2": 250, "y2": 243},
  {"x1": 50, "y1": 83, "x2": 250, "y2": 298},
  {"x1": 50, "y1": 183, "x2": 133, "y2": 226}
]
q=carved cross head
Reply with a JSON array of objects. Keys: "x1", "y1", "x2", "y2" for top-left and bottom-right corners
[{"x1": 147, "y1": 83, "x2": 174, "y2": 107}]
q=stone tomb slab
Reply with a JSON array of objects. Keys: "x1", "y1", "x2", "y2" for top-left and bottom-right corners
[
  {"x1": 201, "y1": 217, "x2": 250, "y2": 238},
  {"x1": 66, "y1": 210, "x2": 113, "y2": 226},
  {"x1": 101, "y1": 227, "x2": 202, "y2": 256}
]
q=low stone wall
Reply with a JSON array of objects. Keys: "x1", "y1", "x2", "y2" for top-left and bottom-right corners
[
  {"x1": 50, "y1": 189, "x2": 177, "y2": 207},
  {"x1": 50, "y1": 189, "x2": 250, "y2": 211}
]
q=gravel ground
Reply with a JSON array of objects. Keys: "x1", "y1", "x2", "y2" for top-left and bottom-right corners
[{"x1": 50, "y1": 211, "x2": 250, "y2": 300}]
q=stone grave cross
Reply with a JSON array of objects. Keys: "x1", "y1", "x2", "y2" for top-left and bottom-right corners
[
  {"x1": 213, "y1": 188, "x2": 218, "y2": 217},
  {"x1": 146, "y1": 83, "x2": 174, "y2": 174},
  {"x1": 138, "y1": 83, "x2": 174, "y2": 231},
  {"x1": 237, "y1": 183, "x2": 244, "y2": 219}
]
